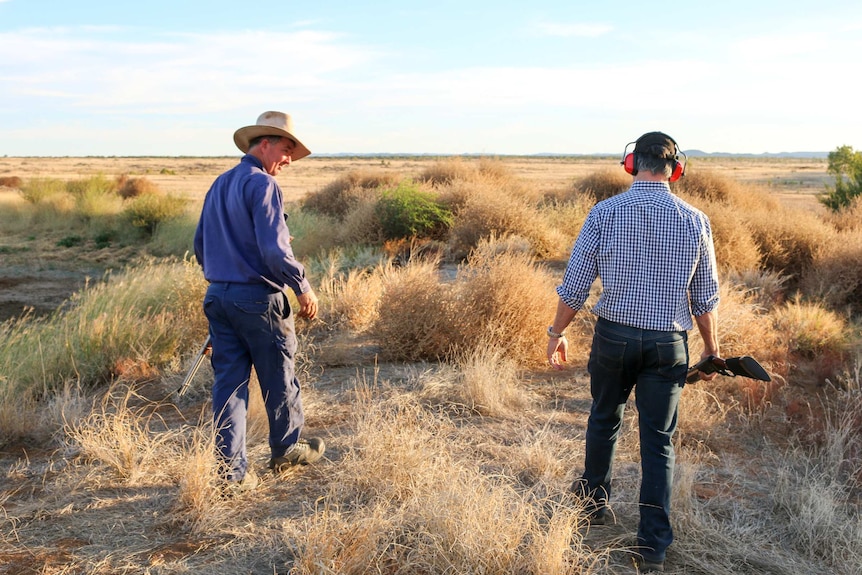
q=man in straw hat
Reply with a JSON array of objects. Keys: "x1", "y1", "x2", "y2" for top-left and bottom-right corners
[
  {"x1": 545, "y1": 132, "x2": 720, "y2": 572},
  {"x1": 194, "y1": 111, "x2": 324, "y2": 492}
]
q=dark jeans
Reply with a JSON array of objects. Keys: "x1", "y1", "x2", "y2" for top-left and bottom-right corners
[
  {"x1": 580, "y1": 317, "x2": 687, "y2": 563},
  {"x1": 203, "y1": 282, "x2": 304, "y2": 481}
]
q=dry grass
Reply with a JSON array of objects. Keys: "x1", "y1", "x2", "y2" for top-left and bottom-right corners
[
  {"x1": 302, "y1": 168, "x2": 401, "y2": 220},
  {"x1": 3, "y1": 156, "x2": 862, "y2": 575},
  {"x1": 800, "y1": 228, "x2": 862, "y2": 315}
]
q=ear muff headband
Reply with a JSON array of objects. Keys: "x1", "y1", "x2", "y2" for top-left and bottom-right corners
[{"x1": 620, "y1": 135, "x2": 687, "y2": 182}]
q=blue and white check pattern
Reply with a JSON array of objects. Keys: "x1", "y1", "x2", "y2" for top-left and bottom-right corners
[{"x1": 557, "y1": 181, "x2": 719, "y2": 331}]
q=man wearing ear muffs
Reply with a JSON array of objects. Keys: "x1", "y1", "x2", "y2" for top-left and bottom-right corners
[{"x1": 545, "y1": 132, "x2": 720, "y2": 572}]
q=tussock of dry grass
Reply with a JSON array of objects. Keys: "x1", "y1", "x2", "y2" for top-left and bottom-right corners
[
  {"x1": 800, "y1": 229, "x2": 862, "y2": 315},
  {"x1": 417, "y1": 345, "x2": 533, "y2": 417},
  {"x1": 302, "y1": 169, "x2": 400, "y2": 220},
  {"x1": 66, "y1": 386, "x2": 182, "y2": 483},
  {"x1": 688, "y1": 197, "x2": 763, "y2": 273},
  {"x1": 456, "y1": 242, "x2": 559, "y2": 365},
  {"x1": 823, "y1": 195, "x2": 862, "y2": 232},
  {"x1": 742, "y1": 205, "x2": 834, "y2": 283},
  {"x1": 568, "y1": 168, "x2": 631, "y2": 202},
  {"x1": 773, "y1": 296, "x2": 851, "y2": 358},
  {"x1": 370, "y1": 257, "x2": 459, "y2": 362},
  {"x1": 445, "y1": 179, "x2": 568, "y2": 259}
]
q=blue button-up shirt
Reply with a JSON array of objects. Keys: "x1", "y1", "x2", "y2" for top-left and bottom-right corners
[
  {"x1": 557, "y1": 181, "x2": 719, "y2": 331},
  {"x1": 193, "y1": 154, "x2": 311, "y2": 295}
]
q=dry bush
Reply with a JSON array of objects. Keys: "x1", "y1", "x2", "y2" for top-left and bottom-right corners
[
  {"x1": 822, "y1": 195, "x2": 862, "y2": 232},
  {"x1": 288, "y1": 500, "x2": 398, "y2": 575},
  {"x1": 773, "y1": 296, "x2": 851, "y2": 360},
  {"x1": 671, "y1": 169, "x2": 768, "y2": 208},
  {"x1": 0, "y1": 175, "x2": 23, "y2": 188},
  {"x1": 334, "y1": 386, "x2": 458, "y2": 503},
  {"x1": 418, "y1": 157, "x2": 473, "y2": 186},
  {"x1": 568, "y1": 168, "x2": 630, "y2": 202},
  {"x1": 369, "y1": 258, "x2": 459, "y2": 362},
  {"x1": 456, "y1": 242, "x2": 559, "y2": 365},
  {"x1": 281, "y1": 206, "x2": 342, "y2": 259},
  {"x1": 799, "y1": 229, "x2": 862, "y2": 315},
  {"x1": 740, "y1": 206, "x2": 834, "y2": 285},
  {"x1": 689, "y1": 198, "x2": 762, "y2": 273},
  {"x1": 336, "y1": 197, "x2": 385, "y2": 246},
  {"x1": 445, "y1": 178, "x2": 567, "y2": 260},
  {"x1": 316, "y1": 255, "x2": 388, "y2": 332},
  {"x1": 115, "y1": 174, "x2": 159, "y2": 199},
  {"x1": 302, "y1": 169, "x2": 400, "y2": 220},
  {"x1": 725, "y1": 269, "x2": 790, "y2": 311}
]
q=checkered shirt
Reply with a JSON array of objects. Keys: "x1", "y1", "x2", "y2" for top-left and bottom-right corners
[{"x1": 557, "y1": 181, "x2": 719, "y2": 331}]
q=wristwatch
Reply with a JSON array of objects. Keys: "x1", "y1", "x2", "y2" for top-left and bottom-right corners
[{"x1": 547, "y1": 326, "x2": 566, "y2": 339}]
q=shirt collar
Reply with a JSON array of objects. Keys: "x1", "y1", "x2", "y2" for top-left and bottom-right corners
[
  {"x1": 241, "y1": 154, "x2": 264, "y2": 170},
  {"x1": 630, "y1": 180, "x2": 672, "y2": 193}
]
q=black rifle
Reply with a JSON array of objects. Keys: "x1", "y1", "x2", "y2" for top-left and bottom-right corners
[
  {"x1": 176, "y1": 335, "x2": 212, "y2": 397},
  {"x1": 686, "y1": 355, "x2": 771, "y2": 384}
]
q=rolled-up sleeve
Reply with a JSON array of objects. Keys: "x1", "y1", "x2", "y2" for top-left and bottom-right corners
[
  {"x1": 556, "y1": 211, "x2": 600, "y2": 311},
  {"x1": 689, "y1": 216, "x2": 720, "y2": 316}
]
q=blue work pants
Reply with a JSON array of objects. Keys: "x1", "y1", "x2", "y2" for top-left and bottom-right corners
[{"x1": 203, "y1": 282, "x2": 304, "y2": 481}]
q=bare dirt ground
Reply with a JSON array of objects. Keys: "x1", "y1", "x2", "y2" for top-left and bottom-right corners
[{"x1": 0, "y1": 155, "x2": 829, "y2": 322}]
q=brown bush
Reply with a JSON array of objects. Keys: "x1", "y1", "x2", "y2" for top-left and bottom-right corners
[
  {"x1": 741, "y1": 207, "x2": 834, "y2": 285},
  {"x1": 822, "y1": 195, "x2": 862, "y2": 232},
  {"x1": 303, "y1": 169, "x2": 400, "y2": 220},
  {"x1": 569, "y1": 168, "x2": 630, "y2": 203},
  {"x1": 680, "y1": 196, "x2": 762, "y2": 273},
  {"x1": 115, "y1": 175, "x2": 159, "y2": 199},
  {"x1": 418, "y1": 158, "x2": 473, "y2": 186},
  {"x1": 455, "y1": 244, "x2": 558, "y2": 366},
  {"x1": 444, "y1": 179, "x2": 567, "y2": 260},
  {"x1": 799, "y1": 229, "x2": 862, "y2": 314},
  {"x1": 370, "y1": 258, "x2": 459, "y2": 362},
  {"x1": 0, "y1": 176, "x2": 23, "y2": 188}
]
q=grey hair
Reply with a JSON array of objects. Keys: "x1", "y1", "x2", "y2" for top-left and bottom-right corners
[{"x1": 635, "y1": 153, "x2": 674, "y2": 178}]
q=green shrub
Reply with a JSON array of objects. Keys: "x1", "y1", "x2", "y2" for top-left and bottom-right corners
[
  {"x1": 122, "y1": 193, "x2": 187, "y2": 237},
  {"x1": 18, "y1": 178, "x2": 66, "y2": 204},
  {"x1": 375, "y1": 182, "x2": 453, "y2": 241},
  {"x1": 820, "y1": 145, "x2": 862, "y2": 212},
  {"x1": 66, "y1": 174, "x2": 116, "y2": 197}
]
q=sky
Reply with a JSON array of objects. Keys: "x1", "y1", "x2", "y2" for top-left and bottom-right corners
[{"x1": 1, "y1": 0, "x2": 861, "y2": 157}]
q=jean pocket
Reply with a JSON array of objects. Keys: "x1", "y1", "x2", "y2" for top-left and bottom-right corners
[
  {"x1": 592, "y1": 331, "x2": 627, "y2": 372},
  {"x1": 656, "y1": 338, "x2": 688, "y2": 381}
]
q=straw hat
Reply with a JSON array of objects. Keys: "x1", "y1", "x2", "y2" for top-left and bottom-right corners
[{"x1": 233, "y1": 111, "x2": 311, "y2": 160}]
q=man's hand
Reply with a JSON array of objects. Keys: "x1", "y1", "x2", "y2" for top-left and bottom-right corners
[
  {"x1": 547, "y1": 336, "x2": 568, "y2": 370},
  {"x1": 696, "y1": 351, "x2": 718, "y2": 382},
  {"x1": 296, "y1": 289, "x2": 319, "y2": 320}
]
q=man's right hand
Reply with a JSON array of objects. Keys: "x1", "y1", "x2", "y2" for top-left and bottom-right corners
[{"x1": 296, "y1": 290, "x2": 319, "y2": 320}]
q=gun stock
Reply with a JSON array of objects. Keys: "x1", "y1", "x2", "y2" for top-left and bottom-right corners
[
  {"x1": 686, "y1": 355, "x2": 771, "y2": 384},
  {"x1": 177, "y1": 335, "x2": 212, "y2": 397}
]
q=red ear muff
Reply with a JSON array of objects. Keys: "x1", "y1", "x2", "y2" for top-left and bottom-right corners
[
  {"x1": 669, "y1": 160, "x2": 684, "y2": 182},
  {"x1": 623, "y1": 152, "x2": 636, "y2": 175}
]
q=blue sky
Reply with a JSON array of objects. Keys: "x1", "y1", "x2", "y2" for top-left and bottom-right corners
[{"x1": 1, "y1": 0, "x2": 860, "y2": 156}]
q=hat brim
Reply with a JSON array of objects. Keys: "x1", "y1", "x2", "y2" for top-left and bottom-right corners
[{"x1": 233, "y1": 125, "x2": 311, "y2": 161}]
